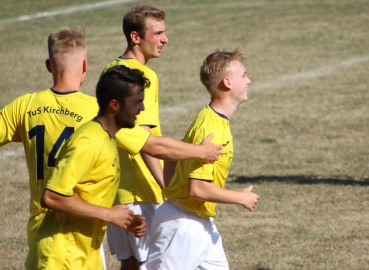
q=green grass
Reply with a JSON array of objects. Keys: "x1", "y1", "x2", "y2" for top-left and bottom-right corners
[{"x1": 1, "y1": 0, "x2": 369, "y2": 269}]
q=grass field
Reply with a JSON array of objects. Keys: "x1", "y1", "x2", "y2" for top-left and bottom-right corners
[{"x1": 1, "y1": 0, "x2": 369, "y2": 269}]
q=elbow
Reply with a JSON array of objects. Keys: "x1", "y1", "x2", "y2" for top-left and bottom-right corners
[
  {"x1": 141, "y1": 135, "x2": 171, "y2": 160},
  {"x1": 40, "y1": 189, "x2": 53, "y2": 209},
  {"x1": 188, "y1": 181, "x2": 201, "y2": 199},
  {"x1": 188, "y1": 187, "x2": 196, "y2": 198},
  {"x1": 142, "y1": 143, "x2": 166, "y2": 159}
]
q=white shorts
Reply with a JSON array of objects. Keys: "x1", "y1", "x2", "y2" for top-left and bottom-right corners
[
  {"x1": 100, "y1": 243, "x2": 106, "y2": 270},
  {"x1": 107, "y1": 202, "x2": 160, "y2": 262},
  {"x1": 141, "y1": 201, "x2": 229, "y2": 270}
]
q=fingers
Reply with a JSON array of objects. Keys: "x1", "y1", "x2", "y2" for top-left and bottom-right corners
[
  {"x1": 241, "y1": 187, "x2": 260, "y2": 212},
  {"x1": 130, "y1": 215, "x2": 147, "y2": 237},
  {"x1": 200, "y1": 133, "x2": 213, "y2": 145},
  {"x1": 133, "y1": 215, "x2": 146, "y2": 225},
  {"x1": 204, "y1": 132, "x2": 215, "y2": 141},
  {"x1": 110, "y1": 205, "x2": 134, "y2": 229}
]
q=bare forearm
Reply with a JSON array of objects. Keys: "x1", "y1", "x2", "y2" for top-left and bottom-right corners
[
  {"x1": 188, "y1": 180, "x2": 260, "y2": 211},
  {"x1": 163, "y1": 160, "x2": 177, "y2": 187},
  {"x1": 188, "y1": 180, "x2": 243, "y2": 204},
  {"x1": 142, "y1": 135, "x2": 215, "y2": 161},
  {"x1": 141, "y1": 152, "x2": 164, "y2": 189},
  {"x1": 42, "y1": 189, "x2": 135, "y2": 228},
  {"x1": 41, "y1": 189, "x2": 110, "y2": 222}
]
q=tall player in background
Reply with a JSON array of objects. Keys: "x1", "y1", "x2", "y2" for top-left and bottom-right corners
[
  {"x1": 101, "y1": 5, "x2": 221, "y2": 270},
  {"x1": 142, "y1": 49, "x2": 260, "y2": 270},
  {"x1": 101, "y1": 6, "x2": 170, "y2": 269}
]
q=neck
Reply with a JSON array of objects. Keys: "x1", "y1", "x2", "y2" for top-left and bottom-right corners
[
  {"x1": 122, "y1": 46, "x2": 148, "y2": 65},
  {"x1": 95, "y1": 115, "x2": 119, "y2": 139},
  {"x1": 52, "y1": 73, "x2": 82, "y2": 92},
  {"x1": 209, "y1": 96, "x2": 237, "y2": 119}
]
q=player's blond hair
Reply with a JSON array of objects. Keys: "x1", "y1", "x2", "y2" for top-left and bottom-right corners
[
  {"x1": 123, "y1": 5, "x2": 165, "y2": 42},
  {"x1": 47, "y1": 27, "x2": 86, "y2": 57},
  {"x1": 200, "y1": 49, "x2": 246, "y2": 93}
]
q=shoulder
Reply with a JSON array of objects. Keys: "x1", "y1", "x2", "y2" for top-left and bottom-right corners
[
  {"x1": 73, "y1": 92, "x2": 98, "y2": 106},
  {"x1": 1, "y1": 92, "x2": 39, "y2": 111},
  {"x1": 102, "y1": 58, "x2": 134, "y2": 72},
  {"x1": 191, "y1": 106, "x2": 213, "y2": 128}
]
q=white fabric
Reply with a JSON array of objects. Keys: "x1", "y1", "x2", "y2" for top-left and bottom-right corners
[
  {"x1": 100, "y1": 242, "x2": 107, "y2": 270},
  {"x1": 141, "y1": 201, "x2": 229, "y2": 270},
  {"x1": 107, "y1": 202, "x2": 160, "y2": 262}
]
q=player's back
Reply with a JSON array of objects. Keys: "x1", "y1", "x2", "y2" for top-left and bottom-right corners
[{"x1": 0, "y1": 88, "x2": 98, "y2": 245}]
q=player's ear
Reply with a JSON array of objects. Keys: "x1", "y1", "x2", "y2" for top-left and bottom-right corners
[
  {"x1": 109, "y1": 99, "x2": 120, "y2": 112},
  {"x1": 82, "y1": 58, "x2": 88, "y2": 73},
  {"x1": 222, "y1": 76, "x2": 232, "y2": 91},
  {"x1": 130, "y1": 31, "x2": 141, "y2": 45},
  {"x1": 45, "y1": 59, "x2": 52, "y2": 73}
]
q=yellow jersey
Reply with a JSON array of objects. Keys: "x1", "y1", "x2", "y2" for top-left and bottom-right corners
[
  {"x1": 102, "y1": 57, "x2": 164, "y2": 204},
  {"x1": 25, "y1": 120, "x2": 148, "y2": 270},
  {"x1": 162, "y1": 105, "x2": 234, "y2": 218},
  {"x1": 0, "y1": 89, "x2": 98, "y2": 246}
]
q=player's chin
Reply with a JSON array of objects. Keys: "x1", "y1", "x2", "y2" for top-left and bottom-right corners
[{"x1": 121, "y1": 121, "x2": 135, "y2": 129}]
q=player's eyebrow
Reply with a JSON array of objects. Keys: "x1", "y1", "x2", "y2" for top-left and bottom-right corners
[{"x1": 155, "y1": 30, "x2": 166, "y2": 34}]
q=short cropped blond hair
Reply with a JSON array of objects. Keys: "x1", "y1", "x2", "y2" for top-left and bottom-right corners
[
  {"x1": 47, "y1": 27, "x2": 86, "y2": 57},
  {"x1": 200, "y1": 49, "x2": 246, "y2": 93}
]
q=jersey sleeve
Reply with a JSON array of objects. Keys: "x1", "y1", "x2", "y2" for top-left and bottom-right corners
[
  {"x1": 187, "y1": 126, "x2": 214, "y2": 181},
  {"x1": 0, "y1": 95, "x2": 27, "y2": 145},
  {"x1": 46, "y1": 131, "x2": 99, "y2": 196},
  {"x1": 115, "y1": 125, "x2": 150, "y2": 155}
]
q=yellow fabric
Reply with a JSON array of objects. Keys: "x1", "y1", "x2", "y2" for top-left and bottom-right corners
[
  {"x1": 115, "y1": 125, "x2": 150, "y2": 155},
  {"x1": 163, "y1": 105, "x2": 234, "y2": 218},
  {"x1": 0, "y1": 89, "x2": 98, "y2": 246},
  {"x1": 25, "y1": 121, "x2": 120, "y2": 270},
  {"x1": 102, "y1": 58, "x2": 164, "y2": 204}
]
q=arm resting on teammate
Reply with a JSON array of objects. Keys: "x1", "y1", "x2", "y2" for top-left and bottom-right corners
[
  {"x1": 41, "y1": 189, "x2": 146, "y2": 237},
  {"x1": 141, "y1": 132, "x2": 222, "y2": 162},
  {"x1": 188, "y1": 180, "x2": 260, "y2": 212}
]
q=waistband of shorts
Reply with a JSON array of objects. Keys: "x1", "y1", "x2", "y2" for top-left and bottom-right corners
[{"x1": 166, "y1": 200, "x2": 209, "y2": 219}]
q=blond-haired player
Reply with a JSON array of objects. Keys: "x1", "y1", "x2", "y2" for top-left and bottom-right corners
[
  {"x1": 25, "y1": 65, "x2": 149, "y2": 270},
  {"x1": 0, "y1": 26, "x2": 98, "y2": 247},
  {"x1": 142, "y1": 49, "x2": 260, "y2": 270}
]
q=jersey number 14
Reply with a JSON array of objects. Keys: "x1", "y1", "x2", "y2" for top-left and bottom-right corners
[{"x1": 28, "y1": 125, "x2": 74, "y2": 180}]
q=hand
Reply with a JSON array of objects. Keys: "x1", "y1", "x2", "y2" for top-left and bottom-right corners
[
  {"x1": 108, "y1": 204, "x2": 134, "y2": 229},
  {"x1": 127, "y1": 215, "x2": 147, "y2": 238},
  {"x1": 200, "y1": 133, "x2": 222, "y2": 163},
  {"x1": 241, "y1": 185, "x2": 260, "y2": 212}
]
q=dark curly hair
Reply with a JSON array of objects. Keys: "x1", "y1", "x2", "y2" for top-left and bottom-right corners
[{"x1": 96, "y1": 65, "x2": 150, "y2": 115}]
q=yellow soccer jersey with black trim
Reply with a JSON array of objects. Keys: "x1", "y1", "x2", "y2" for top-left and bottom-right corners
[
  {"x1": 0, "y1": 88, "x2": 98, "y2": 246},
  {"x1": 115, "y1": 125, "x2": 150, "y2": 156},
  {"x1": 162, "y1": 105, "x2": 234, "y2": 218},
  {"x1": 102, "y1": 57, "x2": 163, "y2": 204},
  {"x1": 25, "y1": 120, "x2": 129, "y2": 270}
]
